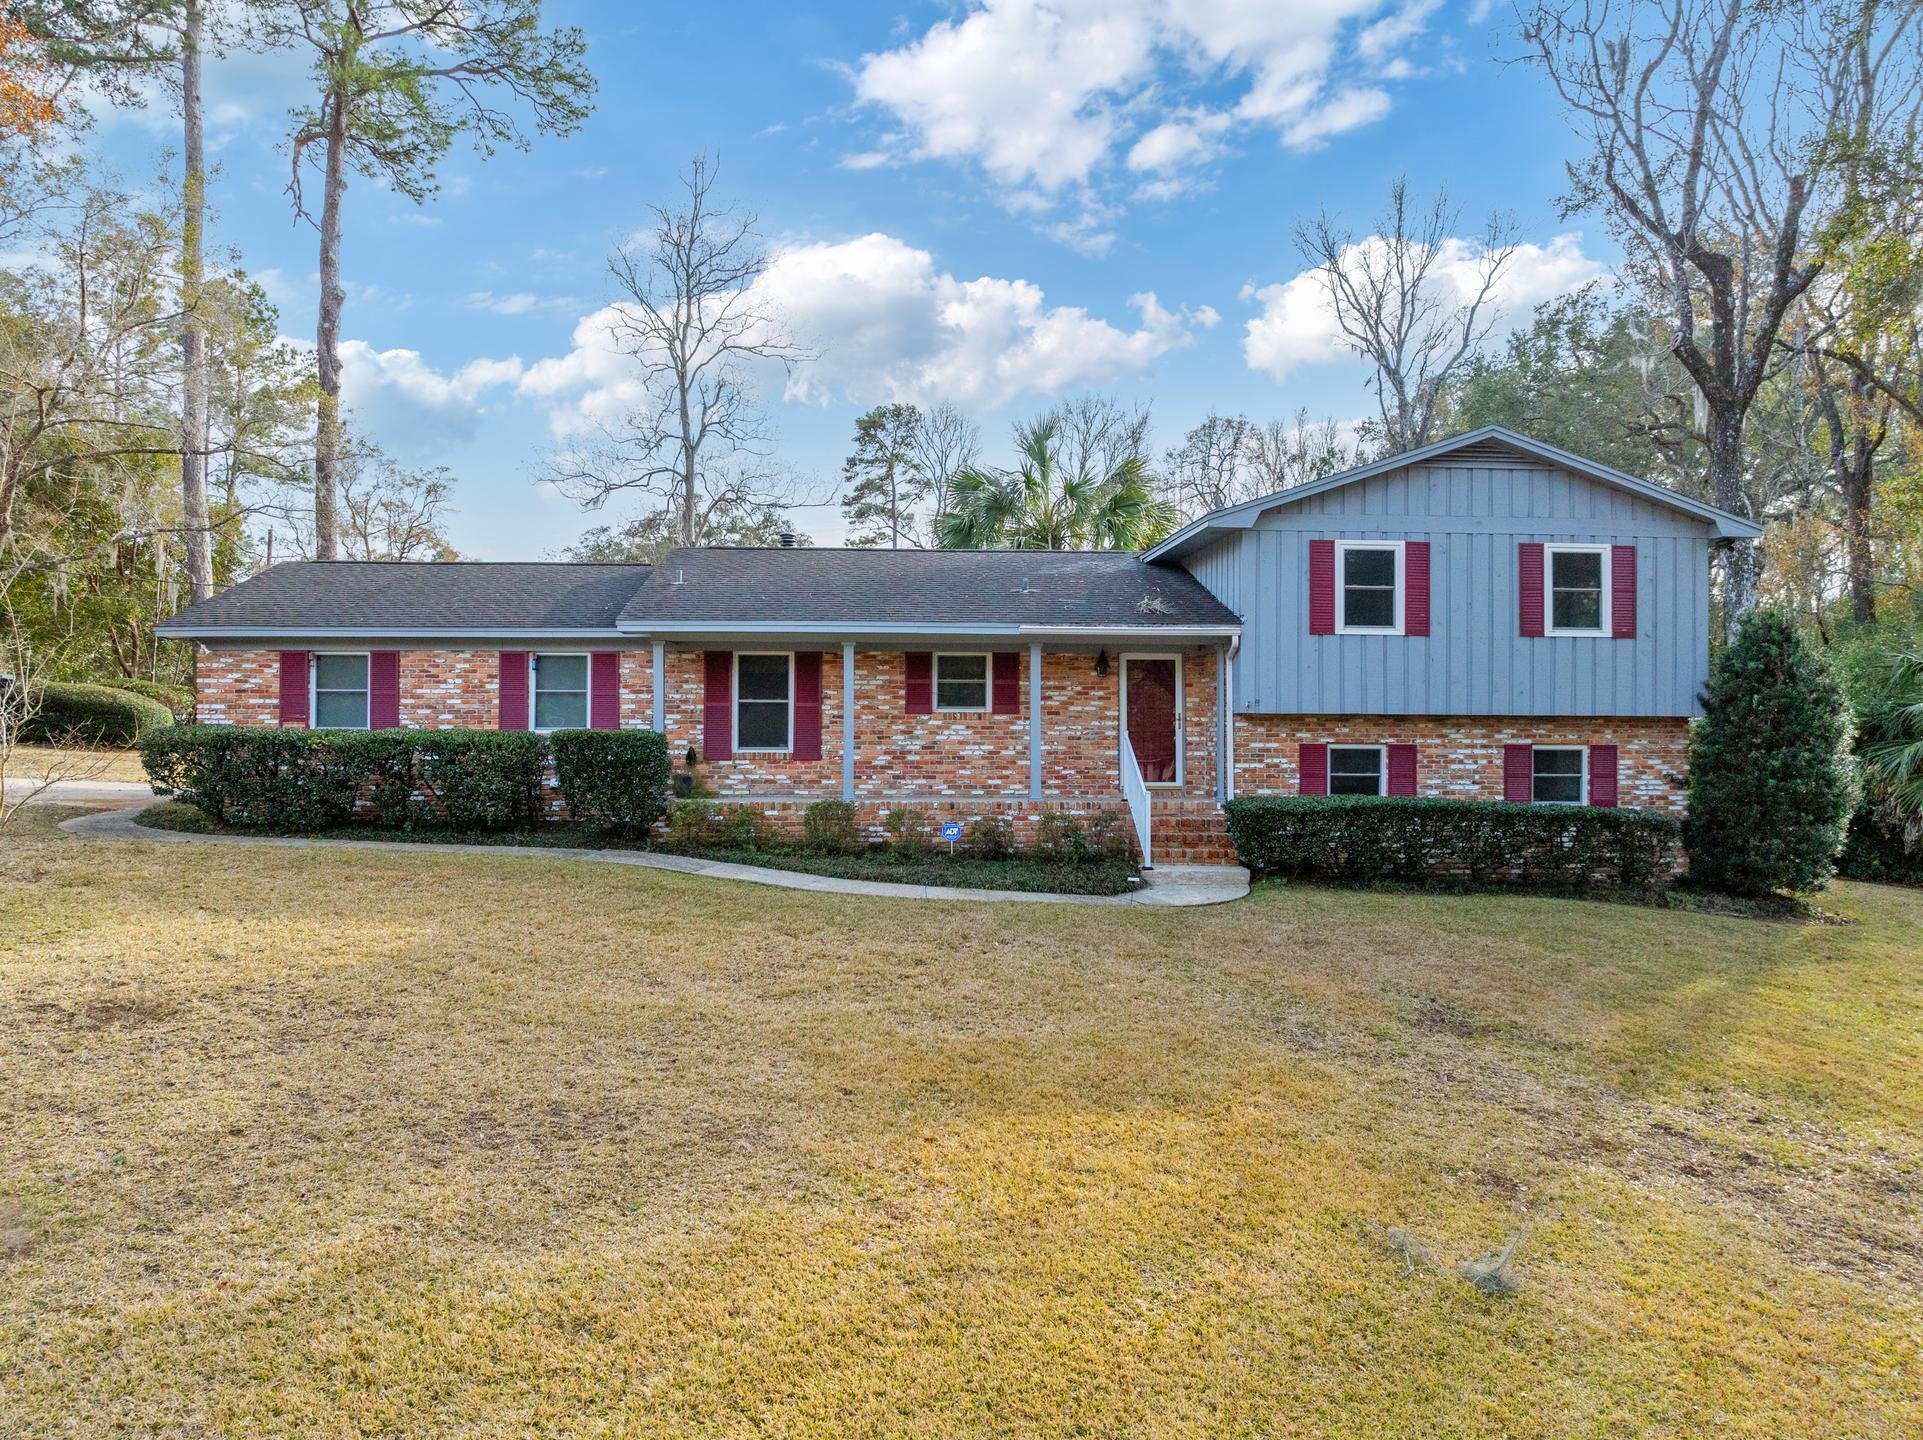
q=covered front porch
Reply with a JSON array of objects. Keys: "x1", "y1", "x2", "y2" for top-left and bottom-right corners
[{"x1": 629, "y1": 637, "x2": 1239, "y2": 867}]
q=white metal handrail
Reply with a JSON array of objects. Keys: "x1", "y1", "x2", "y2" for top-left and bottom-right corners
[{"x1": 1119, "y1": 729, "x2": 1153, "y2": 869}]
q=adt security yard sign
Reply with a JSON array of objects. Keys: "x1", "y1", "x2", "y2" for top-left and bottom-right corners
[{"x1": 941, "y1": 820, "x2": 963, "y2": 852}]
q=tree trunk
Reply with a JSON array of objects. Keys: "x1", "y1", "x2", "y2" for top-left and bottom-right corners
[
  {"x1": 1705, "y1": 403, "x2": 1760, "y2": 640},
  {"x1": 1842, "y1": 449, "x2": 1875, "y2": 627},
  {"x1": 313, "y1": 84, "x2": 349, "y2": 562},
  {"x1": 179, "y1": 0, "x2": 213, "y2": 601}
]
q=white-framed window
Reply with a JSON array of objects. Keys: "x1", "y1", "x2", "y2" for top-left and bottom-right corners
[
  {"x1": 1545, "y1": 544, "x2": 1611, "y2": 635},
  {"x1": 1328, "y1": 744, "x2": 1385, "y2": 796},
  {"x1": 1532, "y1": 745, "x2": 1587, "y2": 804},
  {"x1": 934, "y1": 652, "x2": 990, "y2": 711},
  {"x1": 1336, "y1": 540, "x2": 1403, "y2": 634},
  {"x1": 735, "y1": 652, "x2": 793, "y2": 752},
  {"x1": 311, "y1": 651, "x2": 370, "y2": 730},
  {"x1": 531, "y1": 653, "x2": 590, "y2": 731}
]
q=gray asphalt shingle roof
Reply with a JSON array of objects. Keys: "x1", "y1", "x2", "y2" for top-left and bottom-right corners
[
  {"x1": 155, "y1": 549, "x2": 1241, "y2": 637},
  {"x1": 619, "y1": 547, "x2": 1240, "y2": 630},
  {"x1": 155, "y1": 561, "x2": 648, "y2": 635}
]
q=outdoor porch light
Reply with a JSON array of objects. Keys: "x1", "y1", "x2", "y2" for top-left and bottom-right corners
[{"x1": 1094, "y1": 649, "x2": 1110, "y2": 677}]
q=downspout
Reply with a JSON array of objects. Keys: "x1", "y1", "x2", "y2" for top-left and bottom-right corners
[{"x1": 1223, "y1": 633, "x2": 1239, "y2": 804}]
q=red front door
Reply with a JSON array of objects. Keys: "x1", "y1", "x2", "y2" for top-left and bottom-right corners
[{"x1": 1125, "y1": 658, "x2": 1179, "y2": 784}]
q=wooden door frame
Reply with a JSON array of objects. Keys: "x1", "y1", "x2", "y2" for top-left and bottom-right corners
[{"x1": 1119, "y1": 652, "x2": 1184, "y2": 789}]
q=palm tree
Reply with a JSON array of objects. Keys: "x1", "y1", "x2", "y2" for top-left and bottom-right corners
[
  {"x1": 1863, "y1": 647, "x2": 1923, "y2": 847},
  {"x1": 935, "y1": 418, "x2": 1179, "y2": 551}
]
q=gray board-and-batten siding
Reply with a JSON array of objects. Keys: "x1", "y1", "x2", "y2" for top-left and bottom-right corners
[{"x1": 1182, "y1": 456, "x2": 1713, "y2": 718}]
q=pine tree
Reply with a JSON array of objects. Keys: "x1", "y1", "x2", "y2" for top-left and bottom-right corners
[
  {"x1": 840, "y1": 404, "x2": 924, "y2": 547},
  {"x1": 1687, "y1": 608, "x2": 1859, "y2": 895}
]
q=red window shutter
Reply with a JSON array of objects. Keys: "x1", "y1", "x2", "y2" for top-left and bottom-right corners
[
  {"x1": 369, "y1": 651, "x2": 400, "y2": 729},
  {"x1": 590, "y1": 651, "x2": 620, "y2": 730},
  {"x1": 905, "y1": 651, "x2": 933, "y2": 714},
  {"x1": 1611, "y1": 545, "x2": 1637, "y2": 639},
  {"x1": 702, "y1": 650, "x2": 733, "y2": 761},
  {"x1": 793, "y1": 651, "x2": 823, "y2": 761},
  {"x1": 1503, "y1": 743, "x2": 1534, "y2": 803},
  {"x1": 277, "y1": 651, "x2": 309, "y2": 727},
  {"x1": 1308, "y1": 539, "x2": 1336, "y2": 635},
  {"x1": 1518, "y1": 543, "x2": 1545, "y2": 637},
  {"x1": 1387, "y1": 743, "x2": 1418, "y2": 797},
  {"x1": 991, "y1": 651, "x2": 1020, "y2": 714},
  {"x1": 1589, "y1": 744, "x2": 1619, "y2": 808},
  {"x1": 497, "y1": 652, "x2": 529, "y2": 731},
  {"x1": 1298, "y1": 742, "x2": 1328, "y2": 796},
  {"x1": 1403, "y1": 541, "x2": 1430, "y2": 636}
]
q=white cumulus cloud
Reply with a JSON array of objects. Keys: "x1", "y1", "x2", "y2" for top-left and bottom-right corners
[
  {"x1": 518, "y1": 232, "x2": 1210, "y2": 432},
  {"x1": 1241, "y1": 232, "x2": 1609, "y2": 382},
  {"x1": 337, "y1": 341, "x2": 524, "y2": 454},
  {"x1": 846, "y1": 0, "x2": 1425, "y2": 225}
]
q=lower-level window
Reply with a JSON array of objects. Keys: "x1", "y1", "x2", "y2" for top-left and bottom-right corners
[
  {"x1": 735, "y1": 652, "x2": 792, "y2": 751},
  {"x1": 532, "y1": 653, "x2": 589, "y2": 731},
  {"x1": 312, "y1": 652, "x2": 369, "y2": 729},
  {"x1": 1328, "y1": 745, "x2": 1384, "y2": 796},
  {"x1": 1532, "y1": 745, "x2": 1585, "y2": 804},
  {"x1": 935, "y1": 653, "x2": 989, "y2": 711}
]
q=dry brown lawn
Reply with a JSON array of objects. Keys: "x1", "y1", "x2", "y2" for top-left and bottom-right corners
[
  {"x1": 7, "y1": 744, "x2": 148, "y2": 784},
  {"x1": 2, "y1": 805, "x2": 1920, "y2": 1437}
]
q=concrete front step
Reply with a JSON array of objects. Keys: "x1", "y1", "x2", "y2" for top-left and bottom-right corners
[{"x1": 1136, "y1": 863, "x2": 1251, "y2": 905}]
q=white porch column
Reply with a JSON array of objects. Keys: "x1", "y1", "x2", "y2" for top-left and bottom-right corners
[
  {"x1": 651, "y1": 640, "x2": 665, "y2": 732},
  {"x1": 841, "y1": 641, "x2": 856, "y2": 802},
  {"x1": 1223, "y1": 643, "x2": 1236, "y2": 803},
  {"x1": 1028, "y1": 642, "x2": 1043, "y2": 801}
]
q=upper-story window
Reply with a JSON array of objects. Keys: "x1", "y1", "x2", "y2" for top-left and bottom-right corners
[
  {"x1": 1337, "y1": 541, "x2": 1403, "y2": 634},
  {"x1": 735, "y1": 652, "x2": 793, "y2": 751},
  {"x1": 312, "y1": 652, "x2": 370, "y2": 729},
  {"x1": 532, "y1": 654, "x2": 589, "y2": 731},
  {"x1": 1546, "y1": 544, "x2": 1610, "y2": 636},
  {"x1": 934, "y1": 653, "x2": 990, "y2": 711}
]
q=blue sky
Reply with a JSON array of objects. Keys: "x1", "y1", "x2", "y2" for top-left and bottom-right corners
[{"x1": 93, "y1": 0, "x2": 1614, "y2": 557}]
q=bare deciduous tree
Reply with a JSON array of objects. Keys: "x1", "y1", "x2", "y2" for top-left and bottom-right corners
[
  {"x1": 336, "y1": 437, "x2": 457, "y2": 560},
  {"x1": 1161, "y1": 412, "x2": 1256, "y2": 517},
  {"x1": 549, "y1": 156, "x2": 812, "y2": 547},
  {"x1": 1247, "y1": 411, "x2": 1359, "y2": 493},
  {"x1": 1297, "y1": 177, "x2": 1519, "y2": 457},
  {"x1": 910, "y1": 401, "x2": 980, "y2": 544},
  {"x1": 1519, "y1": 0, "x2": 1922, "y2": 633}
]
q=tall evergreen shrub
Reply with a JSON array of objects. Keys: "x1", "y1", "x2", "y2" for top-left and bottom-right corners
[{"x1": 1686, "y1": 609, "x2": 1857, "y2": 895}]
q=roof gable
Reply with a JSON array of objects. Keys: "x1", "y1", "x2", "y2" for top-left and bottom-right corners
[{"x1": 1145, "y1": 426, "x2": 1764, "y2": 562}]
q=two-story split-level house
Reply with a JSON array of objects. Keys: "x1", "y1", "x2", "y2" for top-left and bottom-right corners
[{"x1": 157, "y1": 427, "x2": 1762, "y2": 867}]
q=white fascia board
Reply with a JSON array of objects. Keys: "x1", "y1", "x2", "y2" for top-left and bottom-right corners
[
  {"x1": 616, "y1": 621, "x2": 1243, "y2": 642},
  {"x1": 158, "y1": 627, "x2": 626, "y2": 641}
]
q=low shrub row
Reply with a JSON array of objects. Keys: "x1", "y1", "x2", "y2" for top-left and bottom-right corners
[
  {"x1": 1224, "y1": 795, "x2": 1682, "y2": 890},
  {"x1": 139, "y1": 725, "x2": 670, "y2": 835},
  {"x1": 20, "y1": 682, "x2": 176, "y2": 746},
  {"x1": 1836, "y1": 814, "x2": 1923, "y2": 886},
  {"x1": 664, "y1": 799, "x2": 1134, "y2": 867},
  {"x1": 103, "y1": 678, "x2": 194, "y2": 719}
]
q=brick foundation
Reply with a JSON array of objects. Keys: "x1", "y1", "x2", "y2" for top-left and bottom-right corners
[{"x1": 1231, "y1": 714, "x2": 1691, "y2": 813}]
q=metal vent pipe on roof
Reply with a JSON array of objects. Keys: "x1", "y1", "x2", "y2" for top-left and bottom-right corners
[{"x1": 778, "y1": 529, "x2": 797, "y2": 548}]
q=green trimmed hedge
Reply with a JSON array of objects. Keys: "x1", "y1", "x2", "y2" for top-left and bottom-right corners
[
  {"x1": 1224, "y1": 795, "x2": 1682, "y2": 889},
  {"x1": 22, "y1": 682, "x2": 175, "y2": 745},
  {"x1": 104, "y1": 678, "x2": 194, "y2": 719},
  {"x1": 548, "y1": 729, "x2": 671, "y2": 835},
  {"x1": 139, "y1": 725, "x2": 667, "y2": 835}
]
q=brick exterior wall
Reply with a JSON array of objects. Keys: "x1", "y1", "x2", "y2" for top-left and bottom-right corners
[
  {"x1": 192, "y1": 649, "x2": 282, "y2": 726},
  {"x1": 191, "y1": 647, "x2": 1687, "y2": 815},
  {"x1": 1231, "y1": 714, "x2": 1691, "y2": 813}
]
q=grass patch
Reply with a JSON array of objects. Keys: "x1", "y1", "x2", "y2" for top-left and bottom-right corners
[
  {"x1": 1258, "y1": 872, "x2": 1846, "y2": 924},
  {"x1": 4, "y1": 803, "x2": 1922, "y2": 1435},
  {"x1": 661, "y1": 843, "x2": 1141, "y2": 895}
]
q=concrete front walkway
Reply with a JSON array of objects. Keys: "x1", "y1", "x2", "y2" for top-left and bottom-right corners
[{"x1": 55, "y1": 801, "x2": 1250, "y2": 908}]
